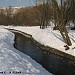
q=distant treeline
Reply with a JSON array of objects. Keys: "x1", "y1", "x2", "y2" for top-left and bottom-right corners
[
  {"x1": 0, "y1": 6, "x2": 39, "y2": 26},
  {"x1": 0, "y1": 0, "x2": 75, "y2": 27},
  {"x1": 0, "y1": 0, "x2": 75, "y2": 46}
]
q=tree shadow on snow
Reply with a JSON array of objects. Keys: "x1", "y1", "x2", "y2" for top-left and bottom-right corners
[{"x1": 51, "y1": 31, "x2": 65, "y2": 43}]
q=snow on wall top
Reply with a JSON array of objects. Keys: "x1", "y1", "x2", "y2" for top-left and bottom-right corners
[{"x1": 6, "y1": 26, "x2": 75, "y2": 56}]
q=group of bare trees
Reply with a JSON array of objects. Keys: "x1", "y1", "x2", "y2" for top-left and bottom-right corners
[
  {"x1": 0, "y1": 0, "x2": 75, "y2": 47},
  {"x1": 36, "y1": 0, "x2": 75, "y2": 28},
  {"x1": 36, "y1": 0, "x2": 75, "y2": 47},
  {"x1": 0, "y1": 6, "x2": 39, "y2": 26},
  {"x1": 35, "y1": 0, "x2": 51, "y2": 29},
  {"x1": 13, "y1": 7, "x2": 38, "y2": 26},
  {"x1": 0, "y1": 6, "x2": 13, "y2": 25}
]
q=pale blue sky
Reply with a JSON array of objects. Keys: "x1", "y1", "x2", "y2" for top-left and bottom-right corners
[
  {"x1": 0, "y1": 0, "x2": 35, "y2": 7},
  {"x1": 0, "y1": 0, "x2": 60, "y2": 7}
]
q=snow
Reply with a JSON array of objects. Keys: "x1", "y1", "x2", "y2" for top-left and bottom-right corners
[
  {"x1": 5, "y1": 26, "x2": 75, "y2": 56},
  {"x1": 0, "y1": 28, "x2": 52, "y2": 75}
]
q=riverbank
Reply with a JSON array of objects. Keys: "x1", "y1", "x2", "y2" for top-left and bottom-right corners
[
  {"x1": 11, "y1": 30, "x2": 75, "y2": 75},
  {"x1": 0, "y1": 28, "x2": 52, "y2": 75},
  {"x1": 5, "y1": 26, "x2": 75, "y2": 61}
]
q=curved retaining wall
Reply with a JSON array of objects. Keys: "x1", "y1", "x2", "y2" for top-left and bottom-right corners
[
  {"x1": 6, "y1": 28, "x2": 75, "y2": 75},
  {"x1": 6, "y1": 28, "x2": 75, "y2": 61}
]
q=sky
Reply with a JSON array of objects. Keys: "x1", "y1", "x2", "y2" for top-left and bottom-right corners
[
  {"x1": 0, "y1": 0, "x2": 35, "y2": 7},
  {"x1": 0, "y1": 0, "x2": 60, "y2": 7}
]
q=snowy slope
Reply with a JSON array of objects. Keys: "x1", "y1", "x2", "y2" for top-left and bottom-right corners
[
  {"x1": 5, "y1": 26, "x2": 75, "y2": 56},
  {"x1": 0, "y1": 29, "x2": 52, "y2": 75}
]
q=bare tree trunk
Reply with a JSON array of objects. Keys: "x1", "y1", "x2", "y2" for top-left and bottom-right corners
[
  {"x1": 59, "y1": 25, "x2": 72, "y2": 46},
  {"x1": 64, "y1": 26, "x2": 72, "y2": 46}
]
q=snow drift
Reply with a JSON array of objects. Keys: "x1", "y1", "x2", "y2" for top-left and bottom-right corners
[{"x1": 0, "y1": 29, "x2": 52, "y2": 75}]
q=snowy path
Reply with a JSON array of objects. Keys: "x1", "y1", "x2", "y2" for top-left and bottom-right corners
[
  {"x1": 5, "y1": 26, "x2": 75, "y2": 56},
  {"x1": 0, "y1": 28, "x2": 52, "y2": 75}
]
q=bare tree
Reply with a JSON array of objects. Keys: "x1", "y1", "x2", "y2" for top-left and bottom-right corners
[
  {"x1": 36, "y1": 0, "x2": 72, "y2": 46},
  {"x1": 5, "y1": 6, "x2": 13, "y2": 25},
  {"x1": 0, "y1": 9, "x2": 7, "y2": 25},
  {"x1": 51, "y1": 0, "x2": 72, "y2": 46},
  {"x1": 36, "y1": 0, "x2": 51, "y2": 29}
]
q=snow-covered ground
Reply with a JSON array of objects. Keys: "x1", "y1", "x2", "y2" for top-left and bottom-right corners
[
  {"x1": 0, "y1": 28, "x2": 52, "y2": 75},
  {"x1": 5, "y1": 26, "x2": 75, "y2": 56}
]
